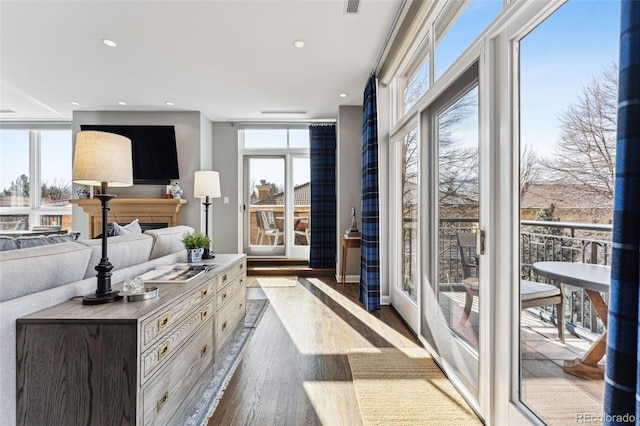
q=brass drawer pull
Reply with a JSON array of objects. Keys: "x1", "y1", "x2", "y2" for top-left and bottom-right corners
[
  {"x1": 201, "y1": 345, "x2": 208, "y2": 358},
  {"x1": 239, "y1": 302, "x2": 243, "y2": 309},
  {"x1": 240, "y1": 263, "x2": 244, "y2": 269},
  {"x1": 157, "y1": 391, "x2": 169, "y2": 412},
  {"x1": 222, "y1": 273, "x2": 228, "y2": 283},
  {"x1": 201, "y1": 288, "x2": 209, "y2": 298},
  {"x1": 158, "y1": 342, "x2": 170, "y2": 361},
  {"x1": 222, "y1": 321, "x2": 227, "y2": 330},
  {"x1": 201, "y1": 308, "x2": 209, "y2": 321},
  {"x1": 158, "y1": 315, "x2": 169, "y2": 331},
  {"x1": 222, "y1": 292, "x2": 227, "y2": 300}
]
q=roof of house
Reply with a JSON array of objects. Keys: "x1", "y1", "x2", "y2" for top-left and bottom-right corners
[
  {"x1": 254, "y1": 182, "x2": 311, "y2": 206},
  {"x1": 520, "y1": 183, "x2": 613, "y2": 209}
]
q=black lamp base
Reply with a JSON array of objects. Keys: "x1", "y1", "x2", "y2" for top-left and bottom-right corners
[
  {"x1": 83, "y1": 291, "x2": 123, "y2": 305},
  {"x1": 203, "y1": 247, "x2": 215, "y2": 259}
]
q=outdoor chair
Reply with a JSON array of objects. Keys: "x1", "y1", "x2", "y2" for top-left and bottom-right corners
[
  {"x1": 257, "y1": 210, "x2": 284, "y2": 246},
  {"x1": 294, "y1": 215, "x2": 310, "y2": 245},
  {"x1": 456, "y1": 231, "x2": 565, "y2": 342}
]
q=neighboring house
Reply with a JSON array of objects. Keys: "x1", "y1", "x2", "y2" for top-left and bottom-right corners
[{"x1": 520, "y1": 182, "x2": 613, "y2": 224}]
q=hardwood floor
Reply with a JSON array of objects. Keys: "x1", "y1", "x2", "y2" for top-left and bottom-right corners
[{"x1": 208, "y1": 276, "x2": 421, "y2": 425}]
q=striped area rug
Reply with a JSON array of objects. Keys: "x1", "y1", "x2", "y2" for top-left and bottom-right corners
[{"x1": 348, "y1": 347, "x2": 481, "y2": 425}]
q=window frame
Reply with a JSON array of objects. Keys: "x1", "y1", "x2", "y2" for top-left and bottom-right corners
[{"x1": 0, "y1": 124, "x2": 73, "y2": 229}]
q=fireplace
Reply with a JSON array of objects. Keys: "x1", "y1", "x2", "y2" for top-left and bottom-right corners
[{"x1": 71, "y1": 198, "x2": 188, "y2": 238}]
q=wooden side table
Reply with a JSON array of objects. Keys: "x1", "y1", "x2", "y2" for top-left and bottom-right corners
[{"x1": 341, "y1": 235, "x2": 361, "y2": 291}]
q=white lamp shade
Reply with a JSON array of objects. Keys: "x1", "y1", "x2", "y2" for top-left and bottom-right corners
[
  {"x1": 194, "y1": 171, "x2": 221, "y2": 198},
  {"x1": 73, "y1": 131, "x2": 133, "y2": 187}
]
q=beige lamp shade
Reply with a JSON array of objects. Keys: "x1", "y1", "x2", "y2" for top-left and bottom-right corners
[
  {"x1": 194, "y1": 171, "x2": 221, "y2": 198},
  {"x1": 73, "y1": 131, "x2": 133, "y2": 187}
]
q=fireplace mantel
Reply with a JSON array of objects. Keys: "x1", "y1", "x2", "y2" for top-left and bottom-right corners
[{"x1": 71, "y1": 198, "x2": 188, "y2": 238}]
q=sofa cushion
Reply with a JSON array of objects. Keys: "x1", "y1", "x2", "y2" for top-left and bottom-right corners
[
  {"x1": 145, "y1": 225, "x2": 194, "y2": 260},
  {"x1": 79, "y1": 233, "x2": 154, "y2": 279},
  {"x1": 0, "y1": 242, "x2": 91, "y2": 302}
]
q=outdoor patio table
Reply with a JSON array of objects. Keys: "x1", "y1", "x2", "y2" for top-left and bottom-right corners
[{"x1": 532, "y1": 261, "x2": 611, "y2": 380}]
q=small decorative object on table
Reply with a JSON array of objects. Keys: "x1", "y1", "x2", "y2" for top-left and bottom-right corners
[
  {"x1": 346, "y1": 206, "x2": 361, "y2": 237},
  {"x1": 180, "y1": 231, "x2": 211, "y2": 262}
]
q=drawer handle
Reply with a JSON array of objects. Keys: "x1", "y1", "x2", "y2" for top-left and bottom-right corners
[
  {"x1": 222, "y1": 273, "x2": 228, "y2": 283},
  {"x1": 158, "y1": 342, "x2": 170, "y2": 361},
  {"x1": 158, "y1": 315, "x2": 169, "y2": 331},
  {"x1": 201, "y1": 345, "x2": 208, "y2": 358},
  {"x1": 240, "y1": 263, "x2": 244, "y2": 269},
  {"x1": 239, "y1": 302, "x2": 243, "y2": 309},
  {"x1": 222, "y1": 321, "x2": 227, "y2": 330},
  {"x1": 201, "y1": 308, "x2": 209, "y2": 321},
  {"x1": 157, "y1": 391, "x2": 169, "y2": 412},
  {"x1": 201, "y1": 288, "x2": 209, "y2": 298},
  {"x1": 222, "y1": 292, "x2": 228, "y2": 300}
]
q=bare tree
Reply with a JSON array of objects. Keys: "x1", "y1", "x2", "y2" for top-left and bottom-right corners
[
  {"x1": 520, "y1": 143, "x2": 541, "y2": 195},
  {"x1": 541, "y1": 62, "x2": 617, "y2": 200}
]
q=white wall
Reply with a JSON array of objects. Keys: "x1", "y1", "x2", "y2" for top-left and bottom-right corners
[
  {"x1": 337, "y1": 105, "x2": 362, "y2": 282},
  {"x1": 71, "y1": 111, "x2": 207, "y2": 238},
  {"x1": 211, "y1": 122, "x2": 240, "y2": 254}
]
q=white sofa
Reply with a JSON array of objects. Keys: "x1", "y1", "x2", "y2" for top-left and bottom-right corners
[{"x1": 0, "y1": 225, "x2": 193, "y2": 426}]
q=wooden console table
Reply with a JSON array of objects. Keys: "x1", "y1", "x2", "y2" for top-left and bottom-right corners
[
  {"x1": 71, "y1": 198, "x2": 188, "y2": 238},
  {"x1": 16, "y1": 254, "x2": 246, "y2": 426},
  {"x1": 341, "y1": 235, "x2": 361, "y2": 291}
]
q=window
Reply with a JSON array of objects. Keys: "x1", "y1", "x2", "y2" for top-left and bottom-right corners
[
  {"x1": 0, "y1": 127, "x2": 73, "y2": 231},
  {"x1": 434, "y1": 0, "x2": 501, "y2": 81},
  {"x1": 243, "y1": 128, "x2": 310, "y2": 149}
]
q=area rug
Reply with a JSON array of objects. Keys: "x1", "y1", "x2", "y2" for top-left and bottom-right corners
[
  {"x1": 347, "y1": 347, "x2": 481, "y2": 425},
  {"x1": 246, "y1": 276, "x2": 298, "y2": 288},
  {"x1": 185, "y1": 298, "x2": 269, "y2": 426}
]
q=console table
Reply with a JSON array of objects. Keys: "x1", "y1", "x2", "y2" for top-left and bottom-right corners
[
  {"x1": 71, "y1": 198, "x2": 188, "y2": 238},
  {"x1": 16, "y1": 254, "x2": 246, "y2": 426}
]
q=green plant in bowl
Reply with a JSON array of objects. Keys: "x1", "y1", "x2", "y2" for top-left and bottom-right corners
[{"x1": 180, "y1": 232, "x2": 211, "y2": 249}]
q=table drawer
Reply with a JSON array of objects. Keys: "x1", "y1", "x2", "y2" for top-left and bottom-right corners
[
  {"x1": 142, "y1": 279, "x2": 214, "y2": 349},
  {"x1": 217, "y1": 259, "x2": 246, "y2": 292},
  {"x1": 216, "y1": 287, "x2": 246, "y2": 353},
  {"x1": 142, "y1": 322, "x2": 214, "y2": 426},
  {"x1": 217, "y1": 276, "x2": 246, "y2": 310},
  {"x1": 142, "y1": 300, "x2": 214, "y2": 382}
]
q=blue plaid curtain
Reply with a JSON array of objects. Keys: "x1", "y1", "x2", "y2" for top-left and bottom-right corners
[
  {"x1": 359, "y1": 75, "x2": 381, "y2": 311},
  {"x1": 309, "y1": 125, "x2": 336, "y2": 269},
  {"x1": 603, "y1": 1, "x2": 640, "y2": 423}
]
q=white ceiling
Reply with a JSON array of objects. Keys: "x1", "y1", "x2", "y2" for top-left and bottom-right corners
[{"x1": 0, "y1": 0, "x2": 403, "y2": 123}]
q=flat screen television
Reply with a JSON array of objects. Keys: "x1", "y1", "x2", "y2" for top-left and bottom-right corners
[{"x1": 80, "y1": 124, "x2": 180, "y2": 185}]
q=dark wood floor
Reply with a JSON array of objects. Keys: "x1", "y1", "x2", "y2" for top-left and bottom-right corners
[{"x1": 208, "y1": 276, "x2": 421, "y2": 425}]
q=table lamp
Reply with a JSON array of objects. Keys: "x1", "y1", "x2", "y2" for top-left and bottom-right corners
[
  {"x1": 194, "y1": 171, "x2": 221, "y2": 259},
  {"x1": 73, "y1": 131, "x2": 133, "y2": 304}
]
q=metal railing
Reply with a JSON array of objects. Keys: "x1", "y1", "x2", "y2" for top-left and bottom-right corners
[{"x1": 436, "y1": 218, "x2": 612, "y2": 339}]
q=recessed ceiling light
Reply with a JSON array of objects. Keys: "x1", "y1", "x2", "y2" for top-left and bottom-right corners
[
  {"x1": 293, "y1": 40, "x2": 305, "y2": 49},
  {"x1": 70, "y1": 101, "x2": 81, "y2": 105},
  {"x1": 118, "y1": 101, "x2": 127, "y2": 106},
  {"x1": 165, "y1": 101, "x2": 174, "y2": 106},
  {"x1": 102, "y1": 39, "x2": 117, "y2": 48},
  {"x1": 339, "y1": 93, "x2": 348, "y2": 98}
]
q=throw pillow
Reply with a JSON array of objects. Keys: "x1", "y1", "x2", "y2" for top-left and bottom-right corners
[
  {"x1": 45, "y1": 232, "x2": 81, "y2": 244},
  {"x1": 0, "y1": 236, "x2": 19, "y2": 251},
  {"x1": 112, "y1": 219, "x2": 142, "y2": 236},
  {"x1": 16, "y1": 236, "x2": 51, "y2": 249}
]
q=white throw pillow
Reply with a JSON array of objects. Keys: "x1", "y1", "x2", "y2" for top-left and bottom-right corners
[{"x1": 112, "y1": 219, "x2": 142, "y2": 235}]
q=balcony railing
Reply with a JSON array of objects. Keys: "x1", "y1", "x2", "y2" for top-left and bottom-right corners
[{"x1": 437, "y1": 218, "x2": 612, "y2": 340}]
